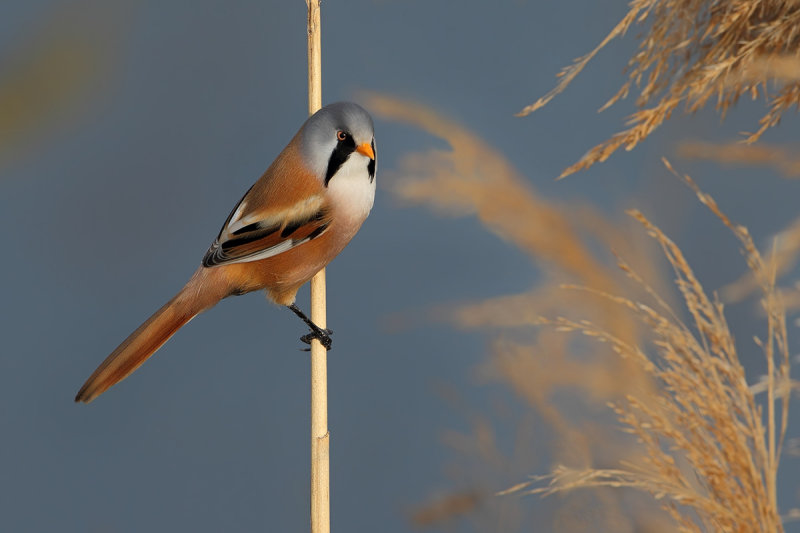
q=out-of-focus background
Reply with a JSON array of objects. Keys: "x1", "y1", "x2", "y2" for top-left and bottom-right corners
[{"x1": 2, "y1": 1, "x2": 800, "y2": 531}]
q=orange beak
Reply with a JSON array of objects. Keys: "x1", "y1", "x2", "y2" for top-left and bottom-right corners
[{"x1": 356, "y1": 142, "x2": 375, "y2": 160}]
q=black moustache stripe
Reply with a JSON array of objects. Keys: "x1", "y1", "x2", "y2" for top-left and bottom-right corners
[
  {"x1": 367, "y1": 139, "x2": 376, "y2": 182},
  {"x1": 324, "y1": 134, "x2": 356, "y2": 186}
]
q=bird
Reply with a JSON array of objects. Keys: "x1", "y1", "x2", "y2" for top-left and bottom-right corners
[{"x1": 75, "y1": 102, "x2": 377, "y2": 403}]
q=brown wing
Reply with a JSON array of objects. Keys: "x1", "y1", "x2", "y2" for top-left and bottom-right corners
[
  {"x1": 202, "y1": 136, "x2": 333, "y2": 267},
  {"x1": 202, "y1": 194, "x2": 332, "y2": 267}
]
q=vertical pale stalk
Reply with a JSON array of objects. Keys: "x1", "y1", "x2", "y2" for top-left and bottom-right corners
[
  {"x1": 306, "y1": 2, "x2": 329, "y2": 533},
  {"x1": 765, "y1": 244, "x2": 778, "y2": 526}
]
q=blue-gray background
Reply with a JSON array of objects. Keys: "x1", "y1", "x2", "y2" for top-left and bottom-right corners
[{"x1": 2, "y1": 1, "x2": 800, "y2": 531}]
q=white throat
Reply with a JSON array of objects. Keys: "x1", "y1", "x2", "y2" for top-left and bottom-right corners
[{"x1": 326, "y1": 154, "x2": 375, "y2": 223}]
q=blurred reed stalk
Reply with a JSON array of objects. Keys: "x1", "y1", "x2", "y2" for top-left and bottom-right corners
[{"x1": 306, "y1": 1, "x2": 330, "y2": 532}]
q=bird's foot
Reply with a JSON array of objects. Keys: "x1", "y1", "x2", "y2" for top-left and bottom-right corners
[
  {"x1": 288, "y1": 303, "x2": 333, "y2": 351},
  {"x1": 300, "y1": 327, "x2": 333, "y2": 351}
]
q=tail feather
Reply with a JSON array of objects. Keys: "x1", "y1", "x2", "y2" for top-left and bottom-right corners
[{"x1": 75, "y1": 291, "x2": 201, "y2": 403}]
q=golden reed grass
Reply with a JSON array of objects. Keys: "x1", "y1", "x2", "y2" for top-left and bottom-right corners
[
  {"x1": 502, "y1": 162, "x2": 792, "y2": 533},
  {"x1": 366, "y1": 95, "x2": 794, "y2": 531},
  {"x1": 519, "y1": 0, "x2": 800, "y2": 177},
  {"x1": 368, "y1": 94, "x2": 671, "y2": 530}
]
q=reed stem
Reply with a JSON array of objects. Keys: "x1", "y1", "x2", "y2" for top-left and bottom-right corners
[{"x1": 306, "y1": 2, "x2": 329, "y2": 532}]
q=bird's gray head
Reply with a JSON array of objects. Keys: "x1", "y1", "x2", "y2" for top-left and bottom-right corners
[{"x1": 299, "y1": 102, "x2": 376, "y2": 186}]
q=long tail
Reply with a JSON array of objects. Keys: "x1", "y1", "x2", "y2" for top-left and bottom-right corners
[{"x1": 75, "y1": 270, "x2": 225, "y2": 403}]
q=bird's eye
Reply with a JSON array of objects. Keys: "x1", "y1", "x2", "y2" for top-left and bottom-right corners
[{"x1": 336, "y1": 130, "x2": 347, "y2": 142}]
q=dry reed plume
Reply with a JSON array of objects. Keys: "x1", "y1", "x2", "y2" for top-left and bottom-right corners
[
  {"x1": 521, "y1": 0, "x2": 800, "y2": 177},
  {"x1": 367, "y1": 95, "x2": 794, "y2": 531},
  {"x1": 367, "y1": 94, "x2": 679, "y2": 531},
  {"x1": 503, "y1": 160, "x2": 792, "y2": 532}
]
